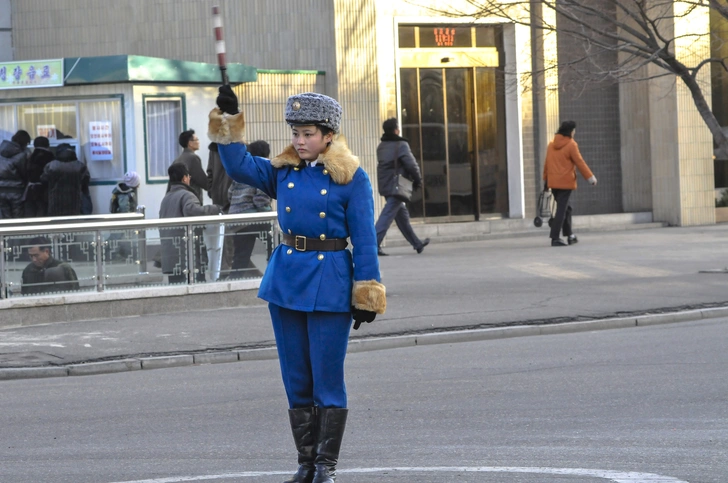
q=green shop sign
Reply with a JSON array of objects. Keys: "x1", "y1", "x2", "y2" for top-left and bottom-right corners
[{"x1": 0, "y1": 59, "x2": 64, "y2": 90}]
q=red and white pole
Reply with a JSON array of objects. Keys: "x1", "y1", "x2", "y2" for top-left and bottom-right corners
[{"x1": 212, "y1": 5, "x2": 229, "y2": 86}]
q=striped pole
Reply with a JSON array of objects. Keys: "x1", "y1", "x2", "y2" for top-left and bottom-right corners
[{"x1": 212, "y1": 5, "x2": 229, "y2": 85}]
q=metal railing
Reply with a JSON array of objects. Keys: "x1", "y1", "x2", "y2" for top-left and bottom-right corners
[{"x1": 0, "y1": 212, "x2": 279, "y2": 299}]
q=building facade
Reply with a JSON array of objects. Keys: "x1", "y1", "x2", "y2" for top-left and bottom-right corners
[{"x1": 0, "y1": 0, "x2": 722, "y2": 226}]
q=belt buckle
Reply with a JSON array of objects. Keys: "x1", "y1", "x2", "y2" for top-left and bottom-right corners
[{"x1": 295, "y1": 235, "x2": 307, "y2": 251}]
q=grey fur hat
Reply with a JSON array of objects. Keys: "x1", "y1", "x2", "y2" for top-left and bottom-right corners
[{"x1": 285, "y1": 92, "x2": 342, "y2": 133}]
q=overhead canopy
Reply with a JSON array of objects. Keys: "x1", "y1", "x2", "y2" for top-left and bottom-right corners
[{"x1": 63, "y1": 55, "x2": 257, "y2": 86}]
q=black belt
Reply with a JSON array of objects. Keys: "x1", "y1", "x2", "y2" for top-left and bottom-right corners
[{"x1": 281, "y1": 234, "x2": 348, "y2": 252}]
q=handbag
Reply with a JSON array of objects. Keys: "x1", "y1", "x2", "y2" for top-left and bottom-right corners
[
  {"x1": 392, "y1": 146, "x2": 413, "y2": 202},
  {"x1": 533, "y1": 187, "x2": 555, "y2": 228}
]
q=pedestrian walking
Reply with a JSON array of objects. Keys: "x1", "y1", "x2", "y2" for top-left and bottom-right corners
[
  {"x1": 210, "y1": 86, "x2": 386, "y2": 483},
  {"x1": 41, "y1": 143, "x2": 90, "y2": 217},
  {"x1": 373, "y1": 118, "x2": 429, "y2": 255},
  {"x1": 543, "y1": 120, "x2": 597, "y2": 246},
  {"x1": 0, "y1": 130, "x2": 30, "y2": 219},
  {"x1": 23, "y1": 136, "x2": 54, "y2": 217}
]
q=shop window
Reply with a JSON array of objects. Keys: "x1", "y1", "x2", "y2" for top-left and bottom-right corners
[
  {"x1": 1, "y1": 97, "x2": 125, "y2": 183},
  {"x1": 144, "y1": 96, "x2": 184, "y2": 181},
  {"x1": 79, "y1": 100, "x2": 125, "y2": 182},
  {"x1": 0, "y1": 105, "x2": 14, "y2": 142}
]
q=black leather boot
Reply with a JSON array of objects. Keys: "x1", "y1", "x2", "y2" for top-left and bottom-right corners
[
  {"x1": 312, "y1": 408, "x2": 348, "y2": 483},
  {"x1": 283, "y1": 407, "x2": 317, "y2": 483}
]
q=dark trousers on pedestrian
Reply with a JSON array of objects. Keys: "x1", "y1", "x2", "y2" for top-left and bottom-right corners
[
  {"x1": 375, "y1": 196, "x2": 424, "y2": 250},
  {"x1": 269, "y1": 303, "x2": 351, "y2": 409},
  {"x1": 0, "y1": 190, "x2": 24, "y2": 219},
  {"x1": 550, "y1": 188, "x2": 573, "y2": 240}
]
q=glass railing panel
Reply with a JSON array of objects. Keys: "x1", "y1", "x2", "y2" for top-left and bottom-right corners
[
  {"x1": 217, "y1": 220, "x2": 275, "y2": 281},
  {"x1": 157, "y1": 224, "x2": 192, "y2": 285},
  {"x1": 3, "y1": 232, "x2": 97, "y2": 298}
]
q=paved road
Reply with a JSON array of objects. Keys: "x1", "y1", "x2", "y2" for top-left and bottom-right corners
[
  {"x1": 0, "y1": 317, "x2": 725, "y2": 482},
  {"x1": 1, "y1": 225, "x2": 728, "y2": 369}
]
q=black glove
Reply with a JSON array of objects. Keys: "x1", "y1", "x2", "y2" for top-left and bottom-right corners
[
  {"x1": 217, "y1": 85, "x2": 239, "y2": 115},
  {"x1": 413, "y1": 179, "x2": 422, "y2": 190},
  {"x1": 352, "y1": 307, "x2": 376, "y2": 330}
]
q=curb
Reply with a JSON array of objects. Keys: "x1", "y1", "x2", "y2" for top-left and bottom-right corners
[{"x1": 2, "y1": 306, "x2": 727, "y2": 381}]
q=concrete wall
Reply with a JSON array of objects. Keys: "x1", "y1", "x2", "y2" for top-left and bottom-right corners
[{"x1": 0, "y1": 0, "x2": 11, "y2": 61}]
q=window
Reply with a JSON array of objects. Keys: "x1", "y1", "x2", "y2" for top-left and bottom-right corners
[
  {"x1": 144, "y1": 96, "x2": 184, "y2": 181},
  {"x1": 0, "y1": 97, "x2": 126, "y2": 183}
]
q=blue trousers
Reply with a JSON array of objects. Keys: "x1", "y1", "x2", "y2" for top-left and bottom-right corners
[
  {"x1": 269, "y1": 303, "x2": 352, "y2": 409},
  {"x1": 375, "y1": 196, "x2": 424, "y2": 250}
]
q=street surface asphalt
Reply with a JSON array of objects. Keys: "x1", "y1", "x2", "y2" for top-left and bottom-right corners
[{"x1": 1, "y1": 224, "x2": 728, "y2": 375}]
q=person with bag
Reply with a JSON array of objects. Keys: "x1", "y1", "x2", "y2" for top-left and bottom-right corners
[
  {"x1": 374, "y1": 118, "x2": 429, "y2": 256},
  {"x1": 210, "y1": 86, "x2": 386, "y2": 483},
  {"x1": 543, "y1": 120, "x2": 597, "y2": 247}
]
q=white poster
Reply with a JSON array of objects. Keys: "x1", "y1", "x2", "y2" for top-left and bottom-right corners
[{"x1": 88, "y1": 121, "x2": 113, "y2": 162}]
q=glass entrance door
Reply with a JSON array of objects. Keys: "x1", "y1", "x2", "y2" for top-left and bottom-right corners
[{"x1": 400, "y1": 67, "x2": 508, "y2": 220}]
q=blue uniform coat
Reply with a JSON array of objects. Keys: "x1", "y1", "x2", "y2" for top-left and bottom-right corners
[{"x1": 208, "y1": 109, "x2": 386, "y2": 315}]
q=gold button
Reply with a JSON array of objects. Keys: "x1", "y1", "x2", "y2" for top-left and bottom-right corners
[
  {"x1": 286, "y1": 207, "x2": 291, "y2": 213},
  {"x1": 294, "y1": 167, "x2": 300, "y2": 171},
  {"x1": 318, "y1": 254, "x2": 324, "y2": 261},
  {"x1": 319, "y1": 212, "x2": 326, "y2": 218},
  {"x1": 320, "y1": 189, "x2": 327, "y2": 195},
  {"x1": 323, "y1": 169, "x2": 329, "y2": 175},
  {"x1": 320, "y1": 234, "x2": 326, "y2": 240},
  {"x1": 287, "y1": 249, "x2": 293, "y2": 255},
  {"x1": 288, "y1": 182, "x2": 294, "y2": 189}
]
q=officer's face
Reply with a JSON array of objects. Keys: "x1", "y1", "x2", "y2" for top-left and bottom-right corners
[
  {"x1": 28, "y1": 246, "x2": 50, "y2": 267},
  {"x1": 291, "y1": 125, "x2": 333, "y2": 161}
]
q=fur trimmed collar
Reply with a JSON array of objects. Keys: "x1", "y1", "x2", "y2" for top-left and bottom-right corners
[{"x1": 271, "y1": 137, "x2": 360, "y2": 185}]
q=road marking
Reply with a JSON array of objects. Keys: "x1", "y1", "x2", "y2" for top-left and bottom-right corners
[
  {"x1": 511, "y1": 262, "x2": 591, "y2": 280},
  {"x1": 108, "y1": 466, "x2": 689, "y2": 483},
  {"x1": 584, "y1": 259, "x2": 672, "y2": 278}
]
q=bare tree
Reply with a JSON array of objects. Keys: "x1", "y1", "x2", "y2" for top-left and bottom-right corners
[{"x1": 413, "y1": 0, "x2": 728, "y2": 152}]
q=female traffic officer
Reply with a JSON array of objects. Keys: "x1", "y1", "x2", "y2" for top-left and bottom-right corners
[{"x1": 208, "y1": 86, "x2": 386, "y2": 483}]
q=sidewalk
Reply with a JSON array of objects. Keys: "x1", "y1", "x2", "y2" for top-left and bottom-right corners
[{"x1": 2, "y1": 222, "x2": 728, "y2": 380}]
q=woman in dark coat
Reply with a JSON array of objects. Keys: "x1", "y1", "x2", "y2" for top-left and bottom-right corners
[{"x1": 41, "y1": 143, "x2": 90, "y2": 217}]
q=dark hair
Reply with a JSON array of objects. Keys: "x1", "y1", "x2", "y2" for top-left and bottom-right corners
[
  {"x1": 556, "y1": 120, "x2": 577, "y2": 137},
  {"x1": 29, "y1": 236, "x2": 51, "y2": 251},
  {"x1": 33, "y1": 136, "x2": 50, "y2": 149},
  {"x1": 382, "y1": 118, "x2": 398, "y2": 135},
  {"x1": 248, "y1": 140, "x2": 271, "y2": 158},
  {"x1": 179, "y1": 130, "x2": 196, "y2": 148},
  {"x1": 168, "y1": 162, "x2": 189, "y2": 182},
  {"x1": 12, "y1": 130, "x2": 31, "y2": 148}
]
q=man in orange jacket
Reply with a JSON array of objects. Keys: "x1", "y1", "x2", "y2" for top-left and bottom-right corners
[{"x1": 543, "y1": 120, "x2": 597, "y2": 246}]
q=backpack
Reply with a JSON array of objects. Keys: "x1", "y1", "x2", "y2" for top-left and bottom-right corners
[{"x1": 113, "y1": 190, "x2": 137, "y2": 213}]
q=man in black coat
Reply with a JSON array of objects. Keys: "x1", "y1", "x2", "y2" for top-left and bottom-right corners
[
  {"x1": 171, "y1": 129, "x2": 209, "y2": 203},
  {"x1": 24, "y1": 136, "x2": 54, "y2": 217},
  {"x1": 374, "y1": 118, "x2": 429, "y2": 255},
  {"x1": 21, "y1": 236, "x2": 79, "y2": 295},
  {"x1": 41, "y1": 143, "x2": 90, "y2": 217},
  {"x1": 0, "y1": 130, "x2": 31, "y2": 219}
]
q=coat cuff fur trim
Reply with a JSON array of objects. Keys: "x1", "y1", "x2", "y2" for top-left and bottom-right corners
[
  {"x1": 352, "y1": 280, "x2": 386, "y2": 314},
  {"x1": 208, "y1": 108, "x2": 245, "y2": 145}
]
